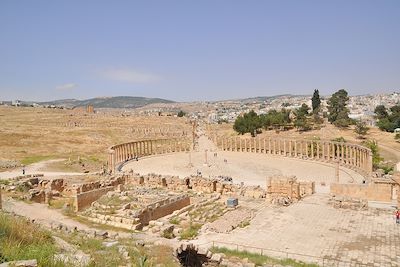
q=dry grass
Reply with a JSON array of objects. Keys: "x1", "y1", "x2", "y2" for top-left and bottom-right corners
[{"x1": 0, "y1": 106, "x2": 191, "y2": 168}]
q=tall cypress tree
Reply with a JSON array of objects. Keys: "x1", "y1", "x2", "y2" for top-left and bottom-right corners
[{"x1": 311, "y1": 89, "x2": 321, "y2": 113}]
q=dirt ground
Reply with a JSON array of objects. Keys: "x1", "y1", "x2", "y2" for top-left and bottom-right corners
[{"x1": 0, "y1": 106, "x2": 191, "y2": 169}]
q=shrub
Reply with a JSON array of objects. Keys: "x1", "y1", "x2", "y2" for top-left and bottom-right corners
[
  {"x1": 180, "y1": 223, "x2": 202, "y2": 240},
  {"x1": 0, "y1": 212, "x2": 63, "y2": 267}
]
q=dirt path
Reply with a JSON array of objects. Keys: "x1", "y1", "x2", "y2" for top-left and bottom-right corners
[
  {"x1": 0, "y1": 159, "x2": 85, "y2": 180},
  {"x1": 2, "y1": 198, "x2": 94, "y2": 231}
]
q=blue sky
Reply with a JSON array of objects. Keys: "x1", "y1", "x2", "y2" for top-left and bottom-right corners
[{"x1": 0, "y1": 0, "x2": 399, "y2": 102}]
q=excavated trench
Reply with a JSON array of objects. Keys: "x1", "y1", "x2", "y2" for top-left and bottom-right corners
[{"x1": 176, "y1": 245, "x2": 219, "y2": 267}]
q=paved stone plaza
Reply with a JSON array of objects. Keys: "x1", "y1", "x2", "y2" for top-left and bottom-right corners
[{"x1": 196, "y1": 194, "x2": 400, "y2": 266}]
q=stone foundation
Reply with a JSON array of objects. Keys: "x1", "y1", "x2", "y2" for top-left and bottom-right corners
[
  {"x1": 266, "y1": 175, "x2": 315, "y2": 203},
  {"x1": 73, "y1": 186, "x2": 116, "y2": 212},
  {"x1": 331, "y1": 178, "x2": 398, "y2": 203}
]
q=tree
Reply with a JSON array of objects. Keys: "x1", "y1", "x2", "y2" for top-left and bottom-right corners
[
  {"x1": 354, "y1": 120, "x2": 369, "y2": 139},
  {"x1": 259, "y1": 109, "x2": 291, "y2": 130},
  {"x1": 294, "y1": 104, "x2": 311, "y2": 131},
  {"x1": 177, "y1": 110, "x2": 186, "y2": 117},
  {"x1": 233, "y1": 110, "x2": 262, "y2": 136},
  {"x1": 327, "y1": 89, "x2": 351, "y2": 127},
  {"x1": 311, "y1": 89, "x2": 321, "y2": 113},
  {"x1": 363, "y1": 140, "x2": 383, "y2": 169},
  {"x1": 375, "y1": 104, "x2": 400, "y2": 132},
  {"x1": 374, "y1": 105, "x2": 388, "y2": 120}
]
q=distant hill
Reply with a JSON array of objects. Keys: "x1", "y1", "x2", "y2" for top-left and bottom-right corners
[
  {"x1": 233, "y1": 94, "x2": 309, "y2": 103},
  {"x1": 38, "y1": 96, "x2": 175, "y2": 108}
]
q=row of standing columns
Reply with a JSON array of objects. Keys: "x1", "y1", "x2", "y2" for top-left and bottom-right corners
[
  {"x1": 107, "y1": 138, "x2": 190, "y2": 173},
  {"x1": 216, "y1": 136, "x2": 373, "y2": 176}
]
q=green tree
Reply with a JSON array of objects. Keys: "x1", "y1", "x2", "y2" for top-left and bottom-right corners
[
  {"x1": 259, "y1": 109, "x2": 291, "y2": 130},
  {"x1": 375, "y1": 104, "x2": 400, "y2": 132},
  {"x1": 354, "y1": 120, "x2": 369, "y2": 139},
  {"x1": 363, "y1": 140, "x2": 383, "y2": 169},
  {"x1": 311, "y1": 89, "x2": 321, "y2": 113},
  {"x1": 233, "y1": 110, "x2": 262, "y2": 136},
  {"x1": 374, "y1": 105, "x2": 388, "y2": 120},
  {"x1": 294, "y1": 104, "x2": 311, "y2": 131},
  {"x1": 177, "y1": 110, "x2": 186, "y2": 117},
  {"x1": 327, "y1": 89, "x2": 351, "y2": 127}
]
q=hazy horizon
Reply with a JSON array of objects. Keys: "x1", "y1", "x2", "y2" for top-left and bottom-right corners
[{"x1": 1, "y1": 1, "x2": 399, "y2": 102}]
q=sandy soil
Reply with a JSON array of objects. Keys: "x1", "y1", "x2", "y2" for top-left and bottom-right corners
[{"x1": 0, "y1": 159, "x2": 85, "y2": 180}]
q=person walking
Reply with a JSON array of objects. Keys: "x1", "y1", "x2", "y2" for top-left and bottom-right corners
[
  {"x1": 396, "y1": 209, "x2": 400, "y2": 224},
  {"x1": 22, "y1": 166, "x2": 25, "y2": 175}
]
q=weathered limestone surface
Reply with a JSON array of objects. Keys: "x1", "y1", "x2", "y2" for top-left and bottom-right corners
[
  {"x1": 266, "y1": 175, "x2": 315, "y2": 204},
  {"x1": 73, "y1": 186, "x2": 115, "y2": 212},
  {"x1": 331, "y1": 178, "x2": 397, "y2": 203}
]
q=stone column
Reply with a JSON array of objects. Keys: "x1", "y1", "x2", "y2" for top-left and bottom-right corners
[
  {"x1": 230, "y1": 137, "x2": 233, "y2": 152},
  {"x1": 288, "y1": 140, "x2": 292, "y2": 157},
  {"x1": 116, "y1": 146, "x2": 120, "y2": 163},
  {"x1": 234, "y1": 137, "x2": 238, "y2": 151},
  {"x1": 273, "y1": 139, "x2": 276, "y2": 154},
  {"x1": 327, "y1": 142, "x2": 330, "y2": 161},
  {"x1": 316, "y1": 142, "x2": 320, "y2": 160},
  {"x1": 283, "y1": 140, "x2": 287, "y2": 156},
  {"x1": 263, "y1": 138, "x2": 266, "y2": 153},
  {"x1": 116, "y1": 147, "x2": 120, "y2": 163},
  {"x1": 305, "y1": 141, "x2": 309, "y2": 158},
  {"x1": 268, "y1": 138, "x2": 272, "y2": 154},
  {"x1": 245, "y1": 138, "x2": 248, "y2": 152},
  {"x1": 300, "y1": 141, "x2": 303, "y2": 158},
  {"x1": 310, "y1": 142, "x2": 314, "y2": 159},
  {"x1": 294, "y1": 141, "x2": 297, "y2": 157},
  {"x1": 351, "y1": 146, "x2": 355, "y2": 166},
  {"x1": 249, "y1": 138, "x2": 252, "y2": 152},
  {"x1": 341, "y1": 144, "x2": 344, "y2": 163},
  {"x1": 368, "y1": 150, "x2": 373, "y2": 175}
]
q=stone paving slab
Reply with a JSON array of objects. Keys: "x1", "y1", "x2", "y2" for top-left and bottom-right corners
[{"x1": 196, "y1": 194, "x2": 400, "y2": 266}]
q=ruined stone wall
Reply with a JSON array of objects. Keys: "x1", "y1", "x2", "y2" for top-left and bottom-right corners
[
  {"x1": 63, "y1": 176, "x2": 125, "y2": 197},
  {"x1": 266, "y1": 175, "x2": 315, "y2": 201},
  {"x1": 126, "y1": 173, "x2": 311, "y2": 201},
  {"x1": 107, "y1": 137, "x2": 192, "y2": 173},
  {"x1": 138, "y1": 196, "x2": 190, "y2": 227},
  {"x1": 213, "y1": 136, "x2": 373, "y2": 178},
  {"x1": 331, "y1": 180, "x2": 393, "y2": 202},
  {"x1": 39, "y1": 178, "x2": 65, "y2": 192},
  {"x1": 299, "y1": 182, "x2": 315, "y2": 197},
  {"x1": 73, "y1": 186, "x2": 115, "y2": 212}
]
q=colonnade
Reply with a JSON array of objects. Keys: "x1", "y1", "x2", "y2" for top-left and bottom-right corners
[
  {"x1": 215, "y1": 136, "x2": 373, "y2": 177},
  {"x1": 107, "y1": 138, "x2": 191, "y2": 173}
]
